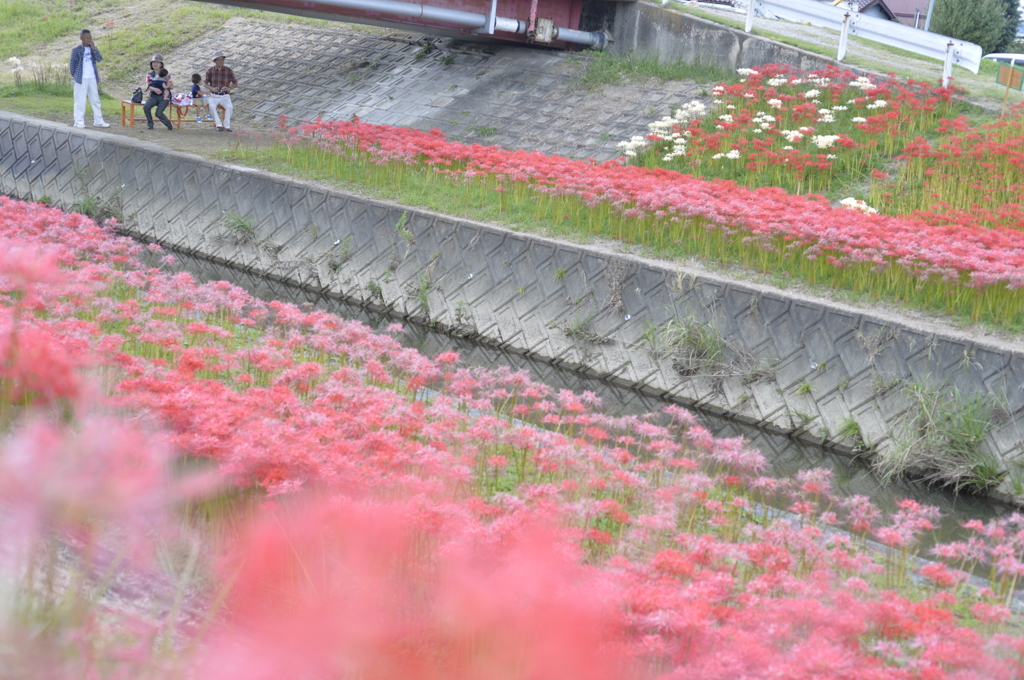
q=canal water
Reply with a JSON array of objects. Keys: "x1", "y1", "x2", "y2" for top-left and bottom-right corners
[{"x1": 159, "y1": 249, "x2": 1009, "y2": 542}]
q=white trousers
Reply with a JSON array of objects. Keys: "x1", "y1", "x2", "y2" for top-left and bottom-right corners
[
  {"x1": 73, "y1": 78, "x2": 106, "y2": 126},
  {"x1": 207, "y1": 93, "x2": 233, "y2": 129}
]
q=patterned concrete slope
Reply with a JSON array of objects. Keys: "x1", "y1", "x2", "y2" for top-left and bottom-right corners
[
  {"x1": 162, "y1": 248, "x2": 1002, "y2": 523},
  {"x1": 164, "y1": 18, "x2": 705, "y2": 160},
  {"x1": 4, "y1": 113, "x2": 1024, "y2": 503},
  {"x1": 161, "y1": 248, "x2": 895, "y2": 486}
]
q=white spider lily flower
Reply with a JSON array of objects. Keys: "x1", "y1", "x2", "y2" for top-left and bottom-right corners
[
  {"x1": 672, "y1": 100, "x2": 707, "y2": 122},
  {"x1": 839, "y1": 197, "x2": 878, "y2": 214},
  {"x1": 616, "y1": 136, "x2": 648, "y2": 157},
  {"x1": 811, "y1": 135, "x2": 840, "y2": 149},
  {"x1": 663, "y1": 137, "x2": 688, "y2": 161},
  {"x1": 849, "y1": 76, "x2": 875, "y2": 90}
]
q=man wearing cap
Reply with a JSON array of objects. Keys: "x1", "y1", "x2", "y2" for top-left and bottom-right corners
[
  {"x1": 68, "y1": 29, "x2": 110, "y2": 129},
  {"x1": 204, "y1": 51, "x2": 237, "y2": 132}
]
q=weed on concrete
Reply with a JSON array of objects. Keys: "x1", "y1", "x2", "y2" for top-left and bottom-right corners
[{"x1": 877, "y1": 382, "x2": 1004, "y2": 494}]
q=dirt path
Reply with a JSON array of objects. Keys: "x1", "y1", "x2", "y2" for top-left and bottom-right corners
[{"x1": 6, "y1": 7, "x2": 722, "y2": 160}]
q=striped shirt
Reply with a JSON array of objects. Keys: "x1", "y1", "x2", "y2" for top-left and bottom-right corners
[{"x1": 204, "y1": 65, "x2": 237, "y2": 94}]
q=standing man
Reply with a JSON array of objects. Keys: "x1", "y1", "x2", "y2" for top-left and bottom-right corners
[
  {"x1": 204, "y1": 50, "x2": 238, "y2": 132},
  {"x1": 68, "y1": 29, "x2": 110, "y2": 129}
]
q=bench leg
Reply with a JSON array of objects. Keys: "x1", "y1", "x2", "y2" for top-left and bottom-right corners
[{"x1": 121, "y1": 101, "x2": 135, "y2": 127}]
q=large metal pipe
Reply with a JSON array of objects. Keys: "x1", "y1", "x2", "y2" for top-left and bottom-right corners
[
  {"x1": 261, "y1": 0, "x2": 605, "y2": 46},
  {"x1": 554, "y1": 26, "x2": 606, "y2": 48}
]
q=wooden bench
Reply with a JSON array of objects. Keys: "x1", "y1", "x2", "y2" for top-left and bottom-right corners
[
  {"x1": 121, "y1": 100, "x2": 223, "y2": 129},
  {"x1": 120, "y1": 100, "x2": 142, "y2": 127},
  {"x1": 168, "y1": 103, "x2": 213, "y2": 128}
]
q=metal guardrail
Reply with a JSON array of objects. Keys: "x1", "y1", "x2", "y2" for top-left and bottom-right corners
[{"x1": 742, "y1": 0, "x2": 981, "y2": 85}]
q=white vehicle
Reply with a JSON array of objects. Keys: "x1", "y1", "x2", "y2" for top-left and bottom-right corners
[{"x1": 982, "y1": 53, "x2": 1024, "y2": 66}]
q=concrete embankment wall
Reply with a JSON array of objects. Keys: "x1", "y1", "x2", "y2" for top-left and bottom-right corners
[
  {"x1": 607, "y1": 2, "x2": 842, "y2": 73},
  {"x1": 2, "y1": 111, "x2": 1023, "y2": 498}
]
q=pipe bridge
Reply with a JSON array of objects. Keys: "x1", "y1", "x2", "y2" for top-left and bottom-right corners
[{"x1": 192, "y1": 0, "x2": 612, "y2": 48}]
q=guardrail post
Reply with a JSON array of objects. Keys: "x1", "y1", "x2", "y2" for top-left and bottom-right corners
[
  {"x1": 924, "y1": 0, "x2": 936, "y2": 32},
  {"x1": 745, "y1": 0, "x2": 756, "y2": 33},
  {"x1": 837, "y1": 12, "x2": 851, "y2": 61},
  {"x1": 485, "y1": 0, "x2": 497, "y2": 34},
  {"x1": 941, "y1": 41, "x2": 954, "y2": 87}
]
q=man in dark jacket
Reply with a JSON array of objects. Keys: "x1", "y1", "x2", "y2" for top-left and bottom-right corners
[{"x1": 68, "y1": 29, "x2": 110, "y2": 129}]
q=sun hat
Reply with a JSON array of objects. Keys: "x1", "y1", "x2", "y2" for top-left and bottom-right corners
[
  {"x1": 150, "y1": 53, "x2": 164, "y2": 68},
  {"x1": 211, "y1": 50, "x2": 226, "y2": 62}
]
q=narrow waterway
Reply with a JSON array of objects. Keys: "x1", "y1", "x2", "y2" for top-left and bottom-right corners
[{"x1": 156, "y1": 248, "x2": 1009, "y2": 542}]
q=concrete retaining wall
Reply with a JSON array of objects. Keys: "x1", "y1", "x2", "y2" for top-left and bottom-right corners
[
  {"x1": 2, "y1": 111, "x2": 1023, "y2": 499},
  {"x1": 608, "y1": 2, "x2": 842, "y2": 73}
]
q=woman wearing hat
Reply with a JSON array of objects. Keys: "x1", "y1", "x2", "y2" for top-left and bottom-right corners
[
  {"x1": 143, "y1": 53, "x2": 174, "y2": 131},
  {"x1": 145, "y1": 54, "x2": 173, "y2": 93}
]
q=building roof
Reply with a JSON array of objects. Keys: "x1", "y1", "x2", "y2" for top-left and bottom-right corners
[
  {"x1": 877, "y1": 0, "x2": 930, "y2": 26},
  {"x1": 845, "y1": 0, "x2": 898, "y2": 21}
]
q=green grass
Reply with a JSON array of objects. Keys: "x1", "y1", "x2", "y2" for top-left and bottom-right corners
[
  {"x1": 665, "y1": 1, "x2": 1024, "y2": 105},
  {"x1": 0, "y1": 0, "x2": 360, "y2": 91},
  {"x1": 573, "y1": 50, "x2": 736, "y2": 91},
  {"x1": 0, "y1": 71, "x2": 118, "y2": 121},
  {"x1": 469, "y1": 125, "x2": 498, "y2": 137},
  {"x1": 0, "y1": 60, "x2": 116, "y2": 121},
  {"x1": 0, "y1": 0, "x2": 109, "y2": 60},
  {"x1": 220, "y1": 141, "x2": 567, "y2": 235},
  {"x1": 670, "y1": 3, "x2": 746, "y2": 31},
  {"x1": 99, "y1": 3, "x2": 257, "y2": 82},
  {"x1": 0, "y1": 88, "x2": 91, "y2": 120},
  {"x1": 877, "y1": 383, "x2": 1004, "y2": 494},
  {"x1": 837, "y1": 417, "x2": 868, "y2": 450},
  {"x1": 219, "y1": 135, "x2": 1024, "y2": 333}
]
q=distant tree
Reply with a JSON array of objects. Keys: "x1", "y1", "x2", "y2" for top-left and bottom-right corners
[
  {"x1": 931, "y1": 0, "x2": 1007, "y2": 54},
  {"x1": 994, "y1": 0, "x2": 1022, "y2": 51}
]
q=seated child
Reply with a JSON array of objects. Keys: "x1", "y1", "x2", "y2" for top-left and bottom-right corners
[
  {"x1": 169, "y1": 74, "x2": 213, "y2": 123},
  {"x1": 148, "y1": 69, "x2": 169, "y2": 99},
  {"x1": 190, "y1": 73, "x2": 212, "y2": 122}
]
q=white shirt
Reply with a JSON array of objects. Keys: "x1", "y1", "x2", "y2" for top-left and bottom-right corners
[{"x1": 82, "y1": 47, "x2": 95, "y2": 80}]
